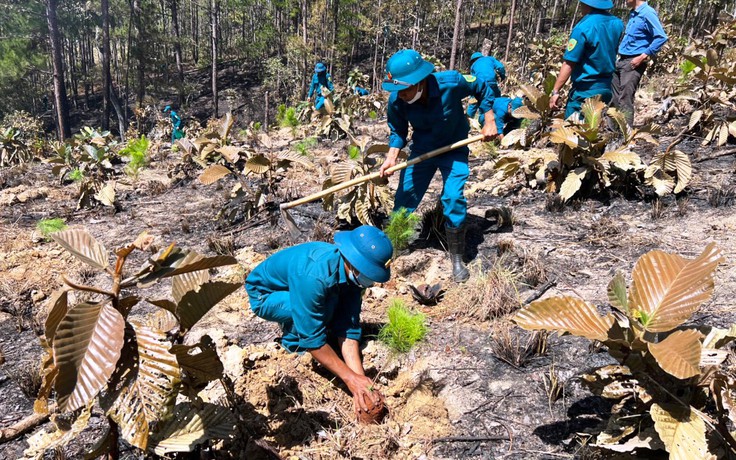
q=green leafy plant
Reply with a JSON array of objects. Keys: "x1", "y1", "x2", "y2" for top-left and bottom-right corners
[
  {"x1": 47, "y1": 127, "x2": 119, "y2": 209},
  {"x1": 500, "y1": 78, "x2": 559, "y2": 149},
  {"x1": 68, "y1": 168, "x2": 83, "y2": 182},
  {"x1": 513, "y1": 243, "x2": 736, "y2": 457},
  {"x1": 383, "y1": 208, "x2": 420, "y2": 255},
  {"x1": 378, "y1": 299, "x2": 427, "y2": 353},
  {"x1": 322, "y1": 136, "x2": 393, "y2": 225},
  {"x1": 119, "y1": 135, "x2": 150, "y2": 178},
  {"x1": 277, "y1": 104, "x2": 300, "y2": 128},
  {"x1": 35, "y1": 218, "x2": 67, "y2": 240},
  {"x1": 27, "y1": 229, "x2": 240, "y2": 458},
  {"x1": 293, "y1": 136, "x2": 317, "y2": 156}
]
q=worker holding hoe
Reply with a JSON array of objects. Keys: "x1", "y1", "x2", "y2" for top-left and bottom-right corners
[
  {"x1": 379, "y1": 49, "x2": 499, "y2": 283},
  {"x1": 245, "y1": 225, "x2": 392, "y2": 420},
  {"x1": 549, "y1": 0, "x2": 624, "y2": 119}
]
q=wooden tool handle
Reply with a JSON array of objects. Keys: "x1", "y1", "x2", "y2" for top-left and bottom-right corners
[{"x1": 280, "y1": 134, "x2": 484, "y2": 211}]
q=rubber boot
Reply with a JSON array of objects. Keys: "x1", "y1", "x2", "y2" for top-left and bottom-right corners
[{"x1": 445, "y1": 225, "x2": 469, "y2": 283}]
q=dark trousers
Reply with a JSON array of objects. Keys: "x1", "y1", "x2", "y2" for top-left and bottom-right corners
[{"x1": 612, "y1": 57, "x2": 647, "y2": 126}]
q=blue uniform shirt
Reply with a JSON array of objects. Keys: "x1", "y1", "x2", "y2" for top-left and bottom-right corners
[
  {"x1": 308, "y1": 72, "x2": 335, "y2": 99},
  {"x1": 245, "y1": 242, "x2": 362, "y2": 353},
  {"x1": 618, "y1": 2, "x2": 668, "y2": 57},
  {"x1": 564, "y1": 11, "x2": 624, "y2": 87},
  {"x1": 491, "y1": 97, "x2": 523, "y2": 134},
  {"x1": 387, "y1": 71, "x2": 495, "y2": 155},
  {"x1": 470, "y1": 56, "x2": 506, "y2": 90}
]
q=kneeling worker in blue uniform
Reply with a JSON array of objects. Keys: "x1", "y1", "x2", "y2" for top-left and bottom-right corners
[
  {"x1": 245, "y1": 225, "x2": 392, "y2": 418},
  {"x1": 549, "y1": 0, "x2": 624, "y2": 119},
  {"x1": 477, "y1": 96, "x2": 524, "y2": 139},
  {"x1": 379, "y1": 49, "x2": 499, "y2": 283}
]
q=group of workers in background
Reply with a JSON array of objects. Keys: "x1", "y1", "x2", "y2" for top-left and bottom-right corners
[{"x1": 243, "y1": 0, "x2": 668, "y2": 423}]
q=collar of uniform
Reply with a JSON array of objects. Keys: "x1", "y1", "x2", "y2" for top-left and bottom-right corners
[
  {"x1": 633, "y1": 2, "x2": 648, "y2": 14},
  {"x1": 427, "y1": 74, "x2": 440, "y2": 99},
  {"x1": 338, "y1": 255, "x2": 349, "y2": 284}
]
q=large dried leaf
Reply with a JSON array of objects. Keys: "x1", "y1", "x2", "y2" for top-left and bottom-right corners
[
  {"x1": 329, "y1": 161, "x2": 357, "y2": 184},
  {"x1": 171, "y1": 337, "x2": 224, "y2": 387},
  {"x1": 177, "y1": 281, "x2": 241, "y2": 331},
  {"x1": 629, "y1": 243, "x2": 722, "y2": 332},
  {"x1": 607, "y1": 272, "x2": 628, "y2": 314},
  {"x1": 95, "y1": 181, "x2": 116, "y2": 207},
  {"x1": 104, "y1": 323, "x2": 180, "y2": 450},
  {"x1": 600, "y1": 149, "x2": 642, "y2": 171},
  {"x1": 275, "y1": 150, "x2": 315, "y2": 169},
  {"x1": 511, "y1": 106, "x2": 540, "y2": 120},
  {"x1": 218, "y1": 112, "x2": 234, "y2": 140},
  {"x1": 513, "y1": 296, "x2": 614, "y2": 341},
  {"x1": 581, "y1": 97, "x2": 606, "y2": 130},
  {"x1": 702, "y1": 325, "x2": 736, "y2": 349},
  {"x1": 45, "y1": 289, "x2": 69, "y2": 344},
  {"x1": 199, "y1": 164, "x2": 231, "y2": 185},
  {"x1": 172, "y1": 269, "x2": 211, "y2": 303},
  {"x1": 493, "y1": 156, "x2": 521, "y2": 179},
  {"x1": 244, "y1": 155, "x2": 270, "y2": 174},
  {"x1": 149, "y1": 402, "x2": 235, "y2": 455},
  {"x1": 501, "y1": 128, "x2": 527, "y2": 147},
  {"x1": 549, "y1": 126, "x2": 579, "y2": 149},
  {"x1": 216, "y1": 145, "x2": 241, "y2": 164},
  {"x1": 559, "y1": 167, "x2": 587, "y2": 202},
  {"x1": 54, "y1": 301, "x2": 125, "y2": 412},
  {"x1": 648, "y1": 330, "x2": 703, "y2": 379},
  {"x1": 134, "y1": 250, "x2": 236, "y2": 287},
  {"x1": 34, "y1": 339, "x2": 58, "y2": 414},
  {"x1": 712, "y1": 373, "x2": 736, "y2": 427},
  {"x1": 365, "y1": 144, "x2": 390, "y2": 157},
  {"x1": 689, "y1": 110, "x2": 704, "y2": 130},
  {"x1": 52, "y1": 229, "x2": 109, "y2": 270},
  {"x1": 719, "y1": 123, "x2": 730, "y2": 147},
  {"x1": 650, "y1": 403, "x2": 708, "y2": 460},
  {"x1": 24, "y1": 405, "x2": 92, "y2": 460},
  {"x1": 644, "y1": 165, "x2": 675, "y2": 196},
  {"x1": 652, "y1": 150, "x2": 692, "y2": 194},
  {"x1": 520, "y1": 84, "x2": 543, "y2": 104}
]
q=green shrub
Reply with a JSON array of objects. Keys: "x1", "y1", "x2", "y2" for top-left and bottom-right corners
[
  {"x1": 119, "y1": 135, "x2": 149, "y2": 178},
  {"x1": 36, "y1": 218, "x2": 67, "y2": 240},
  {"x1": 369, "y1": 110, "x2": 378, "y2": 120},
  {"x1": 68, "y1": 168, "x2": 84, "y2": 182},
  {"x1": 277, "y1": 104, "x2": 299, "y2": 128},
  {"x1": 378, "y1": 299, "x2": 427, "y2": 353},
  {"x1": 383, "y1": 208, "x2": 420, "y2": 255},
  {"x1": 294, "y1": 136, "x2": 318, "y2": 156}
]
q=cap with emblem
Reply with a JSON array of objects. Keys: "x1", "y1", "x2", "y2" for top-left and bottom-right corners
[{"x1": 382, "y1": 49, "x2": 435, "y2": 92}]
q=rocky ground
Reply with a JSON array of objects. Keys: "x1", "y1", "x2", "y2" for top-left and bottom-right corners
[{"x1": 1, "y1": 78, "x2": 736, "y2": 459}]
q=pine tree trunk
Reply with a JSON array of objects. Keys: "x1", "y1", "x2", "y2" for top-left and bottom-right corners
[
  {"x1": 211, "y1": 0, "x2": 218, "y2": 116},
  {"x1": 170, "y1": 0, "x2": 184, "y2": 103},
  {"x1": 102, "y1": 0, "x2": 111, "y2": 131},
  {"x1": 46, "y1": 0, "x2": 70, "y2": 140},
  {"x1": 505, "y1": 0, "x2": 516, "y2": 62},
  {"x1": 449, "y1": 0, "x2": 463, "y2": 70}
]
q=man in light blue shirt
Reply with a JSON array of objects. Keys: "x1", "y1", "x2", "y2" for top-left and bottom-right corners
[
  {"x1": 549, "y1": 0, "x2": 624, "y2": 119},
  {"x1": 612, "y1": 0, "x2": 668, "y2": 125}
]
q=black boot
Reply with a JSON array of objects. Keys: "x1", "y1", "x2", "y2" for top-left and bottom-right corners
[{"x1": 445, "y1": 225, "x2": 469, "y2": 282}]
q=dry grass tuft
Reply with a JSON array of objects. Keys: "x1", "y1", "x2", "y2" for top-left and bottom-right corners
[
  {"x1": 542, "y1": 363, "x2": 564, "y2": 412},
  {"x1": 208, "y1": 235, "x2": 236, "y2": 256},
  {"x1": 489, "y1": 321, "x2": 548, "y2": 368},
  {"x1": 5, "y1": 360, "x2": 43, "y2": 400},
  {"x1": 444, "y1": 257, "x2": 521, "y2": 321},
  {"x1": 650, "y1": 198, "x2": 664, "y2": 220},
  {"x1": 707, "y1": 184, "x2": 736, "y2": 207}
]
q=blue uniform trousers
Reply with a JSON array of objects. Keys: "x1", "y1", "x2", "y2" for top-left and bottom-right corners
[{"x1": 394, "y1": 148, "x2": 469, "y2": 228}]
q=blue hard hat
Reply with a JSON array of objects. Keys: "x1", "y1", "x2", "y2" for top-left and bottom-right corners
[
  {"x1": 334, "y1": 225, "x2": 393, "y2": 283},
  {"x1": 163, "y1": 105, "x2": 171, "y2": 112},
  {"x1": 510, "y1": 97, "x2": 524, "y2": 112},
  {"x1": 315, "y1": 62, "x2": 327, "y2": 73},
  {"x1": 579, "y1": 0, "x2": 613, "y2": 9},
  {"x1": 470, "y1": 52, "x2": 484, "y2": 63},
  {"x1": 382, "y1": 49, "x2": 435, "y2": 92}
]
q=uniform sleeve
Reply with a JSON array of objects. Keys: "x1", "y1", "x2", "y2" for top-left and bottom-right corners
[
  {"x1": 494, "y1": 59, "x2": 507, "y2": 81},
  {"x1": 645, "y1": 13, "x2": 668, "y2": 56},
  {"x1": 459, "y1": 73, "x2": 496, "y2": 116},
  {"x1": 289, "y1": 275, "x2": 329, "y2": 350},
  {"x1": 563, "y1": 27, "x2": 587, "y2": 64},
  {"x1": 387, "y1": 96, "x2": 409, "y2": 149},
  {"x1": 329, "y1": 288, "x2": 362, "y2": 342}
]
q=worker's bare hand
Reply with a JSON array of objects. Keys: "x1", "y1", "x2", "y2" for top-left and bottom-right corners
[
  {"x1": 550, "y1": 93, "x2": 561, "y2": 109},
  {"x1": 347, "y1": 374, "x2": 380, "y2": 412},
  {"x1": 379, "y1": 157, "x2": 397, "y2": 177},
  {"x1": 480, "y1": 123, "x2": 499, "y2": 141}
]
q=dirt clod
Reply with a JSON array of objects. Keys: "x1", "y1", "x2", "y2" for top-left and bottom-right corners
[{"x1": 358, "y1": 396, "x2": 388, "y2": 425}]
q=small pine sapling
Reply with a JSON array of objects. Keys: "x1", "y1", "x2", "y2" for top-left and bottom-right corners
[
  {"x1": 383, "y1": 208, "x2": 420, "y2": 256},
  {"x1": 378, "y1": 299, "x2": 428, "y2": 353},
  {"x1": 36, "y1": 218, "x2": 67, "y2": 241}
]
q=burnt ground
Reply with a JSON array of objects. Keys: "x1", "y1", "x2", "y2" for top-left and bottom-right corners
[{"x1": 2, "y1": 82, "x2": 736, "y2": 460}]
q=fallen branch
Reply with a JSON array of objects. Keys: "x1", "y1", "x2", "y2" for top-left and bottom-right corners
[
  {"x1": 0, "y1": 405, "x2": 56, "y2": 444},
  {"x1": 695, "y1": 148, "x2": 736, "y2": 163},
  {"x1": 432, "y1": 435, "x2": 509, "y2": 443},
  {"x1": 523, "y1": 278, "x2": 557, "y2": 305}
]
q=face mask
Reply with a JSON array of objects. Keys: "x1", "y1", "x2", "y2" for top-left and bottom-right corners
[
  {"x1": 348, "y1": 269, "x2": 375, "y2": 288},
  {"x1": 406, "y1": 87, "x2": 423, "y2": 104}
]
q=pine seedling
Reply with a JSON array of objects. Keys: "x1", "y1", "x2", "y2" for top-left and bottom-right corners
[
  {"x1": 36, "y1": 218, "x2": 67, "y2": 241},
  {"x1": 378, "y1": 299, "x2": 427, "y2": 353},
  {"x1": 383, "y1": 208, "x2": 420, "y2": 255}
]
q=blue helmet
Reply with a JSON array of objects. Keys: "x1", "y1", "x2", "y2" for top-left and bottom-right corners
[
  {"x1": 382, "y1": 49, "x2": 435, "y2": 92},
  {"x1": 315, "y1": 62, "x2": 327, "y2": 73},
  {"x1": 163, "y1": 105, "x2": 172, "y2": 113},
  {"x1": 470, "y1": 52, "x2": 484, "y2": 63},
  {"x1": 579, "y1": 0, "x2": 613, "y2": 9},
  {"x1": 334, "y1": 225, "x2": 393, "y2": 283}
]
